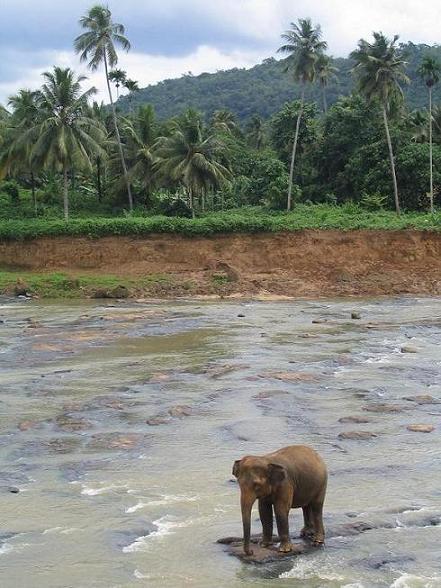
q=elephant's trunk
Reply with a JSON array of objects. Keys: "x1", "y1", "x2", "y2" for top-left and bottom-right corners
[{"x1": 240, "y1": 491, "x2": 256, "y2": 556}]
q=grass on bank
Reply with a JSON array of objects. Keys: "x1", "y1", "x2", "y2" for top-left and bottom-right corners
[
  {"x1": 0, "y1": 271, "x2": 182, "y2": 298},
  {"x1": 2, "y1": 204, "x2": 441, "y2": 241}
]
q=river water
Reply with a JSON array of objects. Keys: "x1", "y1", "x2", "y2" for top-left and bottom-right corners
[{"x1": 0, "y1": 297, "x2": 440, "y2": 588}]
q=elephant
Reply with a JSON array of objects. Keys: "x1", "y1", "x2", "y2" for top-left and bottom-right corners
[{"x1": 232, "y1": 445, "x2": 327, "y2": 556}]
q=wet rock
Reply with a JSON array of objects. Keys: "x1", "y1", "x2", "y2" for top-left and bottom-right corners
[
  {"x1": 146, "y1": 417, "x2": 170, "y2": 426},
  {"x1": 55, "y1": 414, "x2": 93, "y2": 433},
  {"x1": 403, "y1": 394, "x2": 440, "y2": 405},
  {"x1": 112, "y1": 285, "x2": 129, "y2": 299},
  {"x1": 401, "y1": 345, "x2": 419, "y2": 354},
  {"x1": 168, "y1": 405, "x2": 192, "y2": 418},
  {"x1": 18, "y1": 420, "x2": 39, "y2": 431},
  {"x1": 328, "y1": 521, "x2": 375, "y2": 537},
  {"x1": 46, "y1": 437, "x2": 82, "y2": 454},
  {"x1": 87, "y1": 432, "x2": 146, "y2": 451},
  {"x1": 6, "y1": 486, "x2": 20, "y2": 494},
  {"x1": 338, "y1": 416, "x2": 371, "y2": 424},
  {"x1": 253, "y1": 390, "x2": 288, "y2": 400},
  {"x1": 338, "y1": 431, "x2": 378, "y2": 440},
  {"x1": 363, "y1": 403, "x2": 404, "y2": 413},
  {"x1": 356, "y1": 554, "x2": 415, "y2": 570},
  {"x1": 406, "y1": 424, "x2": 435, "y2": 433},
  {"x1": 351, "y1": 312, "x2": 361, "y2": 320},
  {"x1": 25, "y1": 318, "x2": 41, "y2": 329},
  {"x1": 111, "y1": 522, "x2": 157, "y2": 551},
  {"x1": 237, "y1": 314, "x2": 245, "y2": 318},
  {"x1": 259, "y1": 371, "x2": 317, "y2": 383},
  {"x1": 14, "y1": 280, "x2": 29, "y2": 297},
  {"x1": 312, "y1": 318, "x2": 327, "y2": 324}
]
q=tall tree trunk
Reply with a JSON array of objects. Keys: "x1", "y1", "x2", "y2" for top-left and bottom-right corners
[
  {"x1": 104, "y1": 54, "x2": 133, "y2": 212},
  {"x1": 287, "y1": 84, "x2": 305, "y2": 211},
  {"x1": 96, "y1": 158, "x2": 103, "y2": 203},
  {"x1": 429, "y1": 86, "x2": 434, "y2": 213},
  {"x1": 189, "y1": 188, "x2": 194, "y2": 218},
  {"x1": 382, "y1": 105, "x2": 400, "y2": 215},
  {"x1": 322, "y1": 85, "x2": 328, "y2": 113},
  {"x1": 30, "y1": 170, "x2": 36, "y2": 215},
  {"x1": 63, "y1": 166, "x2": 69, "y2": 221}
]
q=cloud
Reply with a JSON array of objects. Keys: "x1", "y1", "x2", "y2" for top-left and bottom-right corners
[{"x1": 1, "y1": 0, "x2": 441, "y2": 105}]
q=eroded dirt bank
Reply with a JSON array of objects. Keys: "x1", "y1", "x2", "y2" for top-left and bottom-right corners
[{"x1": 2, "y1": 230, "x2": 441, "y2": 297}]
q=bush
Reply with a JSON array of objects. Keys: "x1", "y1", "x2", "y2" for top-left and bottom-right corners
[{"x1": 0, "y1": 180, "x2": 20, "y2": 203}]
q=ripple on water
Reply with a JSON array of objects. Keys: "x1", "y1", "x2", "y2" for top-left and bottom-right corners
[
  {"x1": 122, "y1": 516, "x2": 192, "y2": 553},
  {"x1": 390, "y1": 573, "x2": 441, "y2": 588}
]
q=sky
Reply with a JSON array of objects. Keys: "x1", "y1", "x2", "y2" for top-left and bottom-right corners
[{"x1": 1, "y1": 0, "x2": 441, "y2": 105}]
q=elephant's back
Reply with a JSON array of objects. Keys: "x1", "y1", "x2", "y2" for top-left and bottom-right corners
[{"x1": 269, "y1": 445, "x2": 327, "y2": 499}]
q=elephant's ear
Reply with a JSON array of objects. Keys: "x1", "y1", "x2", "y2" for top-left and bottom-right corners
[
  {"x1": 232, "y1": 459, "x2": 242, "y2": 477},
  {"x1": 268, "y1": 463, "x2": 287, "y2": 485}
]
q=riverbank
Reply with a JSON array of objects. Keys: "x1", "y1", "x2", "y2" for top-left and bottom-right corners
[{"x1": 1, "y1": 229, "x2": 441, "y2": 298}]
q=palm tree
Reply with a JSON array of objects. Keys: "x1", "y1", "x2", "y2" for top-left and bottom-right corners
[
  {"x1": 2, "y1": 90, "x2": 41, "y2": 212},
  {"x1": 155, "y1": 110, "x2": 232, "y2": 216},
  {"x1": 316, "y1": 54, "x2": 339, "y2": 112},
  {"x1": 408, "y1": 110, "x2": 429, "y2": 144},
  {"x1": 246, "y1": 115, "x2": 266, "y2": 150},
  {"x1": 418, "y1": 55, "x2": 441, "y2": 212},
  {"x1": 123, "y1": 79, "x2": 140, "y2": 113},
  {"x1": 350, "y1": 33, "x2": 409, "y2": 215},
  {"x1": 278, "y1": 18, "x2": 327, "y2": 210},
  {"x1": 211, "y1": 110, "x2": 239, "y2": 136},
  {"x1": 74, "y1": 4, "x2": 133, "y2": 211},
  {"x1": 21, "y1": 67, "x2": 106, "y2": 220},
  {"x1": 108, "y1": 68, "x2": 126, "y2": 98},
  {"x1": 121, "y1": 104, "x2": 157, "y2": 201}
]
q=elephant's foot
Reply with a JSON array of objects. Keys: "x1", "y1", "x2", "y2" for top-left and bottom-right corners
[
  {"x1": 278, "y1": 541, "x2": 293, "y2": 553},
  {"x1": 312, "y1": 537, "x2": 325, "y2": 547},
  {"x1": 243, "y1": 546, "x2": 254, "y2": 556},
  {"x1": 300, "y1": 526, "x2": 314, "y2": 539},
  {"x1": 260, "y1": 538, "x2": 274, "y2": 548}
]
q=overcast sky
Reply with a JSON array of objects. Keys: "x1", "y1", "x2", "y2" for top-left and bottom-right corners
[{"x1": 1, "y1": 0, "x2": 440, "y2": 105}]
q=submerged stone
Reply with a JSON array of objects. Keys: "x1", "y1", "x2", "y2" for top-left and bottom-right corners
[
  {"x1": 338, "y1": 431, "x2": 378, "y2": 440},
  {"x1": 406, "y1": 424, "x2": 435, "y2": 433},
  {"x1": 338, "y1": 416, "x2": 371, "y2": 424},
  {"x1": 168, "y1": 405, "x2": 192, "y2": 418},
  {"x1": 403, "y1": 394, "x2": 439, "y2": 405},
  {"x1": 363, "y1": 403, "x2": 404, "y2": 413}
]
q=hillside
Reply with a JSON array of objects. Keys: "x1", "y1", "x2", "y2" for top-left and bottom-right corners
[{"x1": 117, "y1": 42, "x2": 441, "y2": 121}]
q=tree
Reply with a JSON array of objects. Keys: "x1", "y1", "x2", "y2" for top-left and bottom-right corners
[
  {"x1": 408, "y1": 110, "x2": 429, "y2": 144},
  {"x1": 108, "y1": 68, "x2": 126, "y2": 98},
  {"x1": 418, "y1": 55, "x2": 441, "y2": 212},
  {"x1": 278, "y1": 18, "x2": 327, "y2": 210},
  {"x1": 3, "y1": 90, "x2": 41, "y2": 212},
  {"x1": 316, "y1": 54, "x2": 338, "y2": 112},
  {"x1": 121, "y1": 104, "x2": 157, "y2": 202},
  {"x1": 155, "y1": 109, "x2": 232, "y2": 215},
  {"x1": 350, "y1": 32, "x2": 409, "y2": 214},
  {"x1": 246, "y1": 115, "x2": 266, "y2": 150},
  {"x1": 211, "y1": 110, "x2": 240, "y2": 136},
  {"x1": 74, "y1": 4, "x2": 133, "y2": 211},
  {"x1": 123, "y1": 79, "x2": 140, "y2": 112},
  {"x1": 22, "y1": 67, "x2": 106, "y2": 220}
]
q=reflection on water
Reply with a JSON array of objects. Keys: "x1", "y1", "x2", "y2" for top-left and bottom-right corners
[{"x1": 0, "y1": 297, "x2": 440, "y2": 588}]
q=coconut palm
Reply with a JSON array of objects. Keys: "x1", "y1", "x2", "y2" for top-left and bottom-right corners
[
  {"x1": 2, "y1": 90, "x2": 41, "y2": 211},
  {"x1": 74, "y1": 4, "x2": 133, "y2": 211},
  {"x1": 155, "y1": 110, "x2": 232, "y2": 215},
  {"x1": 20, "y1": 67, "x2": 106, "y2": 220},
  {"x1": 278, "y1": 18, "x2": 327, "y2": 210},
  {"x1": 108, "y1": 68, "x2": 126, "y2": 98},
  {"x1": 120, "y1": 104, "x2": 157, "y2": 201},
  {"x1": 211, "y1": 110, "x2": 239, "y2": 136},
  {"x1": 408, "y1": 110, "x2": 429, "y2": 144},
  {"x1": 316, "y1": 54, "x2": 339, "y2": 112},
  {"x1": 123, "y1": 79, "x2": 140, "y2": 113},
  {"x1": 350, "y1": 32, "x2": 409, "y2": 214},
  {"x1": 418, "y1": 55, "x2": 441, "y2": 212},
  {"x1": 246, "y1": 115, "x2": 266, "y2": 150}
]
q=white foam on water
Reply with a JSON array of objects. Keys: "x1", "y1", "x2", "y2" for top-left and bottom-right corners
[
  {"x1": 279, "y1": 557, "x2": 346, "y2": 581},
  {"x1": 122, "y1": 515, "x2": 192, "y2": 553},
  {"x1": 125, "y1": 494, "x2": 199, "y2": 513},
  {"x1": 81, "y1": 483, "x2": 129, "y2": 496},
  {"x1": 390, "y1": 573, "x2": 441, "y2": 588},
  {"x1": 342, "y1": 584, "x2": 365, "y2": 588},
  {"x1": 133, "y1": 569, "x2": 194, "y2": 583},
  {"x1": 43, "y1": 527, "x2": 78, "y2": 535},
  {"x1": 0, "y1": 543, "x2": 14, "y2": 556}
]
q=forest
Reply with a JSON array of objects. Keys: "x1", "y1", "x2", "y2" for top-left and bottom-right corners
[{"x1": 1, "y1": 5, "x2": 441, "y2": 229}]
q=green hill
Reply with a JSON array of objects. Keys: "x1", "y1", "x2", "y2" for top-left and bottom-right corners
[{"x1": 117, "y1": 42, "x2": 441, "y2": 121}]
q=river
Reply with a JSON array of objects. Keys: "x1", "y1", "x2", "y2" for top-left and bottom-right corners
[{"x1": 0, "y1": 297, "x2": 440, "y2": 588}]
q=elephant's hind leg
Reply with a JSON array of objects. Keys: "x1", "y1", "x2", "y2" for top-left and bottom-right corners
[
  {"x1": 310, "y1": 500, "x2": 325, "y2": 545},
  {"x1": 300, "y1": 505, "x2": 315, "y2": 539},
  {"x1": 258, "y1": 498, "x2": 273, "y2": 547}
]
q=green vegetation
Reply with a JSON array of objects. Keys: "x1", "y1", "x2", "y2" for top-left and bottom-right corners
[
  {"x1": 1, "y1": 7, "x2": 441, "y2": 228},
  {"x1": 1, "y1": 205, "x2": 441, "y2": 242},
  {"x1": 0, "y1": 270, "x2": 175, "y2": 298}
]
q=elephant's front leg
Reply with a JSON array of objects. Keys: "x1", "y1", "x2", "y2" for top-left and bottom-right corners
[
  {"x1": 274, "y1": 494, "x2": 293, "y2": 553},
  {"x1": 258, "y1": 498, "x2": 273, "y2": 547}
]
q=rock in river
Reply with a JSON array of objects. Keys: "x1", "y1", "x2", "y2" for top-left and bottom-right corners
[
  {"x1": 363, "y1": 403, "x2": 404, "y2": 414},
  {"x1": 168, "y1": 405, "x2": 192, "y2": 418},
  {"x1": 403, "y1": 394, "x2": 439, "y2": 405},
  {"x1": 338, "y1": 416, "x2": 371, "y2": 424},
  {"x1": 406, "y1": 424, "x2": 435, "y2": 433},
  {"x1": 338, "y1": 431, "x2": 378, "y2": 440},
  {"x1": 400, "y1": 345, "x2": 419, "y2": 354}
]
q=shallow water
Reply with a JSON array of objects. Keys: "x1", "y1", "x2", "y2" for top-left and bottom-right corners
[{"x1": 0, "y1": 296, "x2": 440, "y2": 588}]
